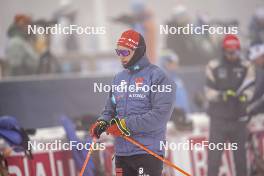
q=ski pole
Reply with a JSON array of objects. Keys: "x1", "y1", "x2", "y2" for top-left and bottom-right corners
[
  {"x1": 122, "y1": 135, "x2": 191, "y2": 176},
  {"x1": 79, "y1": 137, "x2": 96, "y2": 176}
]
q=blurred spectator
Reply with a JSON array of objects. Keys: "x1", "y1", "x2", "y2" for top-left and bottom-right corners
[
  {"x1": 159, "y1": 49, "x2": 193, "y2": 130},
  {"x1": 159, "y1": 49, "x2": 191, "y2": 113},
  {"x1": 249, "y1": 7, "x2": 264, "y2": 45},
  {"x1": 52, "y1": 1, "x2": 79, "y2": 55},
  {"x1": 194, "y1": 12, "x2": 217, "y2": 56},
  {"x1": 165, "y1": 5, "x2": 207, "y2": 66},
  {"x1": 112, "y1": 0, "x2": 157, "y2": 64},
  {"x1": 33, "y1": 20, "x2": 61, "y2": 74},
  {"x1": 5, "y1": 14, "x2": 39, "y2": 76},
  {"x1": 205, "y1": 35, "x2": 254, "y2": 176},
  {"x1": 247, "y1": 44, "x2": 264, "y2": 116},
  {"x1": 165, "y1": 5, "x2": 192, "y2": 66}
]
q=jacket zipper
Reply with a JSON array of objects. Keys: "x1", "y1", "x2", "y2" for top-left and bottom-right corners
[
  {"x1": 123, "y1": 72, "x2": 132, "y2": 153},
  {"x1": 124, "y1": 72, "x2": 133, "y2": 117}
]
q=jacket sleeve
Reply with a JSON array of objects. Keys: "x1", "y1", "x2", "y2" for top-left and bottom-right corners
[
  {"x1": 125, "y1": 70, "x2": 176, "y2": 133},
  {"x1": 239, "y1": 61, "x2": 255, "y2": 100},
  {"x1": 204, "y1": 60, "x2": 222, "y2": 102},
  {"x1": 248, "y1": 67, "x2": 264, "y2": 115},
  {"x1": 99, "y1": 77, "x2": 116, "y2": 122}
]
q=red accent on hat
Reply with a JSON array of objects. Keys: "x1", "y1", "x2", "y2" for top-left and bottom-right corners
[
  {"x1": 222, "y1": 34, "x2": 240, "y2": 50},
  {"x1": 117, "y1": 29, "x2": 140, "y2": 50}
]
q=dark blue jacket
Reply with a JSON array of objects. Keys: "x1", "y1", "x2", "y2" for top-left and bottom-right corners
[{"x1": 100, "y1": 56, "x2": 176, "y2": 156}]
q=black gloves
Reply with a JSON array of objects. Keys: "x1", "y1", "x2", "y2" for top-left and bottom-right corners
[{"x1": 89, "y1": 119, "x2": 109, "y2": 139}]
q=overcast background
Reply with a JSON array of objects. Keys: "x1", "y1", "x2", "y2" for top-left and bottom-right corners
[{"x1": 1, "y1": 0, "x2": 264, "y2": 57}]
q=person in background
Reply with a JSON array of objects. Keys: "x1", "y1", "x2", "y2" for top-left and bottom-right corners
[
  {"x1": 5, "y1": 14, "x2": 39, "y2": 76},
  {"x1": 33, "y1": 20, "x2": 61, "y2": 74},
  {"x1": 159, "y1": 50, "x2": 193, "y2": 130},
  {"x1": 160, "y1": 50, "x2": 191, "y2": 113},
  {"x1": 247, "y1": 43, "x2": 264, "y2": 116},
  {"x1": 165, "y1": 5, "x2": 212, "y2": 66},
  {"x1": 249, "y1": 7, "x2": 264, "y2": 45},
  {"x1": 205, "y1": 34, "x2": 255, "y2": 176}
]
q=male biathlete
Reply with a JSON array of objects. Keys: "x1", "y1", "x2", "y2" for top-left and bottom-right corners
[
  {"x1": 90, "y1": 29, "x2": 176, "y2": 176},
  {"x1": 205, "y1": 35, "x2": 254, "y2": 176}
]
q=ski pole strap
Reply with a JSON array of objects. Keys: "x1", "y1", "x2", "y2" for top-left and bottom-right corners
[
  {"x1": 122, "y1": 135, "x2": 191, "y2": 176},
  {"x1": 110, "y1": 118, "x2": 131, "y2": 137}
]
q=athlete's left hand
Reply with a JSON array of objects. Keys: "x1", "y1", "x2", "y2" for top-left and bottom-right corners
[
  {"x1": 238, "y1": 94, "x2": 247, "y2": 103},
  {"x1": 107, "y1": 118, "x2": 131, "y2": 137}
]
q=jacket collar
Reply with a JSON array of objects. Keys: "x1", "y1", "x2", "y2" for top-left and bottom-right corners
[
  {"x1": 222, "y1": 57, "x2": 240, "y2": 66},
  {"x1": 127, "y1": 56, "x2": 150, "y2": 73}
]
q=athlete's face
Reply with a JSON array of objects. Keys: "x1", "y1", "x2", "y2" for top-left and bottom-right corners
[
  {"x1": 224, "y1": 48, "x2": 240, "y2": 62},
  {"x1": 116, "y1": 45, "x2": 135, "y2": 67}
]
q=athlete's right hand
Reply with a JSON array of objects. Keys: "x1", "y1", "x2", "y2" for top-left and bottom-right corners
[
  {"x1": 222, "y1": 89, "x2": 237, "y2": 102},
  {"x1": 89, "y1": 120, "x2": 109, "y2": 139}
]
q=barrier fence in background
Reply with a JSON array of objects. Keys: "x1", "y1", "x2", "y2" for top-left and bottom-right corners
[
  {"x1": 5, "y1": 128, "x2": 264, "y2": 176},
  {"x1": 0, "y1": 67, "x2": 205, "y2": 128}
]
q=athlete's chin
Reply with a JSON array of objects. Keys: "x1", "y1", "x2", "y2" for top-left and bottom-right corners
[
  {"x1": 121, "y1": 61, "x2": 128, "y2": 67},
  {"x1": 121, "y1": 61, "x2": 128, "y2": 65},
  {"x1": 122, "y1": 63, "x2": 129, "y2": 69}
]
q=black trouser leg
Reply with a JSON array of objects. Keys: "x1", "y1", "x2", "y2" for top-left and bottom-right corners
[
  {"x1": 230, "y1": 122, "x2": 248, "y2": 176},
  {"x1": 207, "y1": 120, "x2": 226, "y2": 176},
  {"x1": 115, "y1": 156, "x2": 135, "y2": 176},
  {"x1": 208, "y1": 119, "x2": 248, "y2": 176},
  {"x1": 115, "y1": 154, "x2": 163, "y2": 176}
]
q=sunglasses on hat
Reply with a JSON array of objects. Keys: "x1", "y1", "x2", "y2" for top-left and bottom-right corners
[{"x1": 115, "y1": 49, "x2": 131, "y2": 57}]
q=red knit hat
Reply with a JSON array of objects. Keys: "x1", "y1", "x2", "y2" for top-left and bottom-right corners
[
  {"x1": 117, "y1": 29, "x2": 140, "y2": 50},
  {"x1": 222, "y1": 34, "x2": 240, "y2": 50}
]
